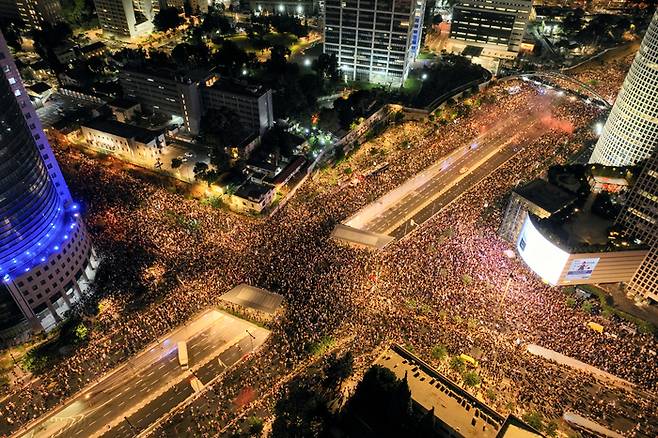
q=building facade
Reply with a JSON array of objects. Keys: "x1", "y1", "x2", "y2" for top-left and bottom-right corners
[
  {"x1": 201, "y1": 81, "x2": 274, "y2": 135},
  {"x1": 0, "y1": 0, "x2": 62, "y2": 30},
  {"x1": 589, "y1": 11, "x2": 658, "y2": 167},
  {"x1": 119, "y1": 66, "x2": 274, "y2": 136},
  {"x1": 93, "y1": 0, "x2": 155, "y2": 38},
  {"x1": 81, "y1": 118, "x2": 166, "y2": 164},
  {"x1": 447, "y1": 0, "x2": 532, "y2": 73},
  {"x1": 0, "y1": 32, "x2": 97, "y2": 333},
  {"x1": 323, "y1": 0, "x2": 426, "y2": 86},
  {"x1": 617, "y1": 151, "x2": 658, "y2": 302}
]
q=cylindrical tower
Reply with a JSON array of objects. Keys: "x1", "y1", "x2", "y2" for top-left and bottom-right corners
[
  {"x1": 589, "y1": 11, "x2": 658, "y2": 167},
  {"x1": 0, "y1": 32, "x2": 98, "y2": 334}
]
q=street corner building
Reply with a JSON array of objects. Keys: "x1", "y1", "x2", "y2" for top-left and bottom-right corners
[{"x1": 0, "y1": 32, "x2": 99, "y2": 338}]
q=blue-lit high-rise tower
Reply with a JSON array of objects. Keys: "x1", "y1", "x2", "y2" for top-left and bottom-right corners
[{"x1": 0, "y1": 32, "x2": 98, "y2": 335}]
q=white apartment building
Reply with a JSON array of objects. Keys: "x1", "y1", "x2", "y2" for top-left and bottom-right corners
[{"x1": 93, "y1": 0, "x2": 155, "y2": 38}]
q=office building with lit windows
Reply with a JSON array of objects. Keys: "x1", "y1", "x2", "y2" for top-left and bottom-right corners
[
  {"x1": 0, "y1": 0, "x2": 62, "y2": 30},
  {"x1": 447, "y1": 0, "x2": 532, "y2": 68},
  {"x1": 617, "y1": 150, "x2": 658, "y2": 302},
  {"x1": 589, "y1": 11, "x2": 658, "y2": 167},
  {"x1": 119, "y1": 65, "x2": 274, "y2": 136},
  {"x1": 93, "y1": 0, "x2": 155, "y2": 38},
  {"x1": 0, "y1": 32, "x2": 98, "y2": 336},
  {"x1": 323, "y1": 0, "x2": 426, "y2": 86}
]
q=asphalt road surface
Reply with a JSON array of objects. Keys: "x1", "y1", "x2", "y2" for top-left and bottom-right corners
[
  {"x1": 348, "y1": 106, "x2": 544, "y2": 236},
  {"x1": 18, "y1": 310, "x2": 269, "y2": 438}
]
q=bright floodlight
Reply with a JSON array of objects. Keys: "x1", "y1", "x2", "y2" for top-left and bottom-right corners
[
  {"x1": 278, "y1": 4, "x2": 285, "y2": 11},
  {"x1": 421, "y1": 73, "x2": 428, "y2": 80},
  {"x1": 304, "y1": 58, "x2": 312, "y2": 66},
  {"x1": 297, "y1": 4, "x2": 303, "y2": 14},
  {"x1": 242, "y1": 69, "x2": 247, "y2": 75}
]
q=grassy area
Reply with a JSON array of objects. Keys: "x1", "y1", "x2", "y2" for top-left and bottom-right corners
[
  {"x1": 306, "y1": 335, "x2": 335, "y2": 357},
  {"x1": 416, "y1": 51, "x2": 437, "y2": 60},
  {"x1": 226, "y1": 32, "x2": 298, "y2": 53},
  {"x1": 402, "y1": 75, "x2": 422, "y2": 94},
  {"x1": 572, "y1": 284, "x2": 657, "y2": 335}
]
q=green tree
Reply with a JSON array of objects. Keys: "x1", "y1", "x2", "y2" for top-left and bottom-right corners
[
  {"x1": 463, "y1": 371, "x2": 480, "y2": 387},
  {"x1": 431, "y1": 344, "x2": 447, "y2": 361},
  {"x1": 193, "y1": 161, "x2": 209, "y2": 181},
  {"x1": 271, "y1": 380, "x2": 329, "y2": 437},
  {"x1": 522, "y1": 411, "x2": 544, "y2": 432},
  {"x1": 0, "y1": 19, "x2": 23, "y2": 50},
  {"x1": 324, "y1": 352, "x2": 354, "y2": 388},
  {"x1": 545, "y1": 420, "x2": 558, "y2": 437},
  {"x1": 450, "y1": 356, "x2": 465, "y2": 373},
  {"x1": 154, "y1": 7, "x2": 184, "y2": 32}
]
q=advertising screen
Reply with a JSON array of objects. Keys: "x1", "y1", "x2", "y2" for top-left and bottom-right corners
[
  {"x1": 565, "y1": 258, "x2": 600, "y2": 280},
  {"x1": 516, "y1": 216, "x2": 569, "y2": 285}
]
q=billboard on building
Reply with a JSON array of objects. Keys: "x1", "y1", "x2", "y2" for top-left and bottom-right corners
[
  {"x1": 516, "y1": 216, "x2": 569, "y2": 285},
  {"x1": 565, "y1": 258, "x2": 600, "y2": 280}
]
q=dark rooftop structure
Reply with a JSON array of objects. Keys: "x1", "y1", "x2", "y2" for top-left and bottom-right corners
[
  {"x1": 108, "y1": 97, "x2": 139, "y2": 110},
  {"x1": 514, "y1": 179, "x2": 576, "y2": 216},
  {"x1": 78, "y1": 41, "x2": 107, "y2": 55},
  {"x1": 208, "y1": 78, "x2": 268, "y2": 98},
  {"x1": 235, "y1": 181, "x2": 274, "y2": 202},
  {"x1": 82, "y1": 119, "x2": 161, "y2": 144},
  {"x1": 122, "y1": 61, "x2": 211, "y2": 83},
  {"x1": 463, "y1": 45, "x2": 484, "y2": 57},
  {"x1": 375, "y1": 345, "x2": 544, "y2": 438},
  {"x1": 28, "y1": 82, "x2": 52, "y2": 94}
]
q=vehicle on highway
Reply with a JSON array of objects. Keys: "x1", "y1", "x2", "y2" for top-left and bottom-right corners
[
  {"x1": 459, "y1": 166, "x2": 469, "y2": 174},
  {"x1": 184, "y1": 152, "x2": 194, "y2": 158},
  {"x1": 177, "y1": 341, "x2": 189, "y2": 370}
]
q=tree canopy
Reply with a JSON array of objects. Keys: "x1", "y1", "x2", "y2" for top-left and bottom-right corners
[{"x1": 154, "y1": 7, "x2": 184, "y2": 32}]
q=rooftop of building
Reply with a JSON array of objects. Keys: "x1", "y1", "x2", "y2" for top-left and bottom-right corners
[
  {"x1": 375, "y1": 345, "x2": 543, "y2": 438},
  {"x1": 234, "y1": 181, "x2": 274, "y2": 202},
  {"x1": 522, "y1": 165, "x2": 644, "y2": 253},
  {"x1": 78, "y1": 41, "x2": 107, "y2": 54},
  {"x1": 82, "y1": 118, "x2": 161, "y2": 143},
  {"x1": 207, "y1": 78, "x2": 269, "y2": 98},
  {"x1": 28, "y1": 82, "x2": 52, "y2": 94},
  {"x1": 108, "y1": 97, "x2": 139, "y2": 110},
  {"x1": 514, "y1": 179, "x2": 577, "y2": 215},
  {"x1": 269, "y1": 155, "x2": 306, "y2": 185},
  {"x1": 122, "y1": 61, "x2": 211, "y2": 84},
  {"x1": 588, "y1": 163, "x2": 634, "y2": 185}
]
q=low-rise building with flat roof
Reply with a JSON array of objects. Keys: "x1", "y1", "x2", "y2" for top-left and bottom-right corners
[
  {"x1": 81, "y1": 118, "x2": 165, "y2": 165},
  {"x1": 229, "y1": 181, "x2": 276, "y2": 214},
  {"x1": 375, "y1": 345, "x2": 544, "y2": 438},
  {"x1": 108, "y1": 97, "x2": 141, "y2": 123}
]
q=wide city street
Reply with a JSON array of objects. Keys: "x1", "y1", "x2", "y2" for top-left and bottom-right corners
[{"x1": 17, "y1": 310, "x2": 269, "y2": 438}]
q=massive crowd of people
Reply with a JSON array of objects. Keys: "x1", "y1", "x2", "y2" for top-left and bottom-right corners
[{"x1": 0, "y1": 55, "x2": 656, "y2": 438}]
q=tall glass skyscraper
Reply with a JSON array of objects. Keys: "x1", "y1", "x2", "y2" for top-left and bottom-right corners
[
  {"x1": 0, "y1": 32, "x2": 97, "y2": 335},
  {"x1": 589, "y1": 11, "x2": 658, "y2": 166}
]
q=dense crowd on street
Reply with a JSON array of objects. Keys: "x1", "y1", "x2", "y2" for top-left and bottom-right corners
[{"x1": 0, "y1": 57, "x2": 657, "y2": 438}]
